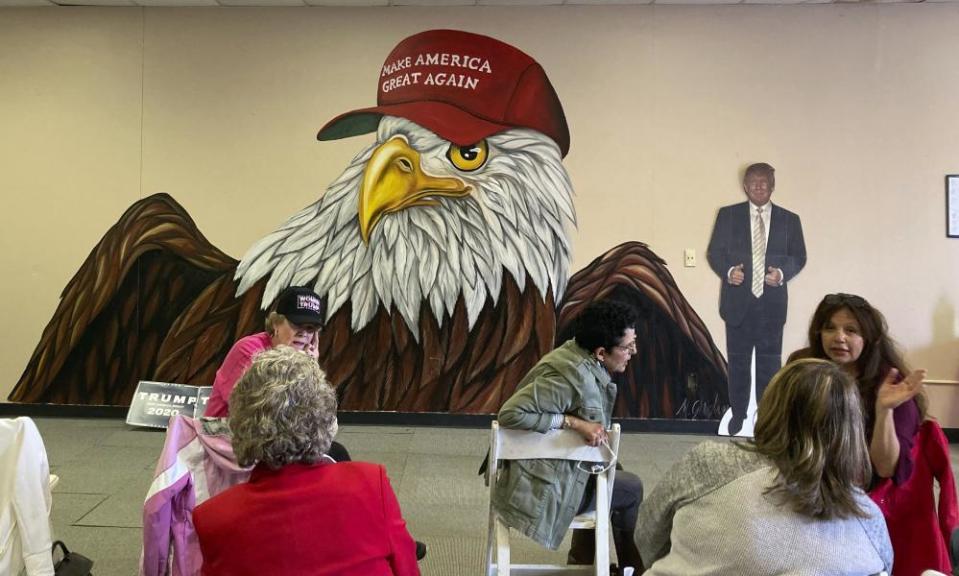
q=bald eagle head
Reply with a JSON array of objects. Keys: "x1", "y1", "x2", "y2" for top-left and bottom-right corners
[{"x1": 235, "y1": 116, "x2": 576, "y2": 337}]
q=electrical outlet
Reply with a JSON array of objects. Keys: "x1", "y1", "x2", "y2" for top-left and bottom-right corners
[{"x1": 684, "y1": 249, "x2": 696, "y2": 267}]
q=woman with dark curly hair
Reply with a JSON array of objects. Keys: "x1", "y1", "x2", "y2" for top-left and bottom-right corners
[
  {"x1": 637, "y1": 359, "x2": 892, "y2": 575},
  {"x1": 192, "y1": 346, "x2": 420, "y2": 576},
  {"x1": 494, "y1": 300, "x2": 645, "y2": 573}
]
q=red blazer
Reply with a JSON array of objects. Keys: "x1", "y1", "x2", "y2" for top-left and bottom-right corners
[
  {"x1": 193, "y1": 460, "x2": 420, "y2": 576},
  {"x1": 870, "y1": 419, "x2": 958, "y2": 576}
]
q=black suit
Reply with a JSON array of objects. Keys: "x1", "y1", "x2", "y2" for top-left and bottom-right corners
[{"x1": 707, "y1": 201, "x2": 806, "y2": 427}]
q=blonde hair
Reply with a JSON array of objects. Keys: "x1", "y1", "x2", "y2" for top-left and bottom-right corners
[
  {"x1": 749, "y1": 358, "x2": 872, "y2": 519},
  {"x1": 229, "y1": 346, "x2": 337, "y2": 468},
  {"x1": 264, "y1": 311, "x2": 286, "y2": 336}
]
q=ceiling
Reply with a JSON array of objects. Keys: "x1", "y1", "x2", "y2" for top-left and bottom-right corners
[{"x1": 0, "y1": 0, "x2": 949, "y2": 8}]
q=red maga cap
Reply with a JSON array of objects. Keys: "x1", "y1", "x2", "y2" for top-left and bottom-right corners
[{"x1": 317, "y1": 29, "x2": 570, "y2": 157}]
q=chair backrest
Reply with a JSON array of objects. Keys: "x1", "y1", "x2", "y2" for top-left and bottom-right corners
[
  {"x1": 491, "y1": 421, "x2": 621, "y2": 463},
  {"x1": 489, "y1": 421, "x2": 621, "y2": 505}
]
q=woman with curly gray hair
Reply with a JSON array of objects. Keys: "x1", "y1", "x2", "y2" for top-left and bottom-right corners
[
  {"x1": 193, "y1": 346, "x2": 420, "y2": 576},
  {"x1": 636, "y1": 359, "x2": 892, "y2": 575}
]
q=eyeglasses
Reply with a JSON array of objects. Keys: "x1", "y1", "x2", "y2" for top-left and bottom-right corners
[
  {"x1": 823, "y1": 293, "x2": 869, "y2": 308},
  {"x1": 614, "y1": 341, "x2": 638, "y2": 353}
]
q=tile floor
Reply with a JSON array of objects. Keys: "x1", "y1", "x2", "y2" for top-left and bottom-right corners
[{"x1": 24, "y1": 418, "x2": 959, "y2": 575}]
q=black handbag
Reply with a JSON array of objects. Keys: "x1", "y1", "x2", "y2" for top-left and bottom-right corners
[{"x1": 52, "y1": 540, "x2": 94, "y2": 576}]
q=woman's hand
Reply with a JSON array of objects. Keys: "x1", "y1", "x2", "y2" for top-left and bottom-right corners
[
  {"x1": 304, "y1": 332, "x2": 320, "y2": 360},
  {"x1": 876, "y1": 368, "x2": 926, "y2": 412},
  {"x1": 566, "y1": 415, "x2": 607, "y2": 447},
  {"x1": 871, "y1": 367, "x2": 924, "y2": 478}
]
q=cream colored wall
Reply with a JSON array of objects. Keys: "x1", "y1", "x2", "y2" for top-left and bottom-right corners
[{"x1": 2, "y1": 5, "x2": 958, "y2": 421}]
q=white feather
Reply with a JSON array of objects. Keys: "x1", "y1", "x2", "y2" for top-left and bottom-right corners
[
  {"x1": 350, "y1": 274, "x2": 378, "y2": 329},
  {"x1": 418, "y1": 242, "x2": 440, "y2": 296},
  {"x1": 463, "y1": 275, "x2": 487, "y2": 327},
  {"x1": 371, "y1": 247, "x2": 394, "y2": 311},
  {"x1": 429, "y1": 286, "x2": 446, "y2": 327}
]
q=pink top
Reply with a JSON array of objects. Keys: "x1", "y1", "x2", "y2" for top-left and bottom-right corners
[{"x1": 204, "y1": 332, "x2": 273, "y2": 417}]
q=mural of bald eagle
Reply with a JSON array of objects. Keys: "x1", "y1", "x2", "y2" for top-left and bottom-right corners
[{"x1": 9, "y1": 30, "x2": 727, "y2": 420}]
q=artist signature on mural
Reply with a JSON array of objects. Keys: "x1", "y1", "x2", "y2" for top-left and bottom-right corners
[{"x1": 674, "y1": 396, "x2": 726, "y2": 420}]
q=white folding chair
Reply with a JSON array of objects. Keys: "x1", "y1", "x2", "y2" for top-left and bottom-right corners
[{"x1": 485, "y1": 420, "x2": 621, "y2": 576}]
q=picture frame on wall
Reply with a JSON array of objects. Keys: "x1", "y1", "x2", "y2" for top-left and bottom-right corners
[{"x1": 948, "y1": 175, "x2": 959, "y2": 238}]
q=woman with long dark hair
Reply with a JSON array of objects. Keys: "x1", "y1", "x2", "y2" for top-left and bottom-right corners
[
  {"x1": 796, "y1": 293, "x2": 926, "y2": 485},
  {"x1": 792, "y1": 293, "x2": 959, "y2": 576}
]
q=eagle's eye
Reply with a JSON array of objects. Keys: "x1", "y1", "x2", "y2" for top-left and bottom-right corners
[{"x1": 446, "y1": 140, "x2": 488, "y2": 172}]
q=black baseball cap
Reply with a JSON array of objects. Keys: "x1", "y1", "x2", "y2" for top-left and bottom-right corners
[{"x1": 275, "y1": 286, "x2": 324, "y2": 326}]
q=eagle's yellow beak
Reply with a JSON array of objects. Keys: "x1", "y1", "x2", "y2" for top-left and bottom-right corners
[{"x1": 358, "y1": 136, "x2": 470, "y2": 244}]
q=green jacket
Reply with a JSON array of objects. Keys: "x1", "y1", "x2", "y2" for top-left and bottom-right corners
[{"x1": 492, "y1": 339, "x2": 617, "y2": 550}]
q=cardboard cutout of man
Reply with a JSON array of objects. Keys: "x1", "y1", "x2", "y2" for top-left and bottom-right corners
[{"x1": 707, "y1": 163, "x2": 806, "y2": 436}]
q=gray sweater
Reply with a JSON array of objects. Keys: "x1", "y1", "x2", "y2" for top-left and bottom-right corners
[{"x1": 637, "y1": 441, "x2": 893, "y2": 576}]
